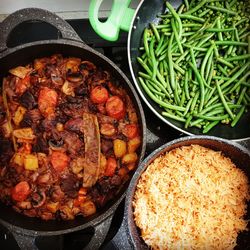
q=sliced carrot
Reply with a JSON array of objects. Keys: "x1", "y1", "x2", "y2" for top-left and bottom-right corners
[
  {"x1": 105, "y1": 96, "x2": 125, "y2": 120},
  {"x1": 105, "y1": 157, "x2": 117, "y2": 177},
  {"x1": 90, "y1": 86, "x2": 109, "y2": 104},
  {"x1": 12, "y1": 181, "x2": 30, "y2": 202},
  {"x1": 50, "y1": 151, "x2": 70, "y2": 172}
]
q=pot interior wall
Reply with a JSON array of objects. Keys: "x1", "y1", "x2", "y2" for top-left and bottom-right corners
[
  {"x1": 0, "y1": 42, "x2": 145, "y2": 233},
  {"x1": 127, "y1": 138, "x2": 250, "y2": 249}
]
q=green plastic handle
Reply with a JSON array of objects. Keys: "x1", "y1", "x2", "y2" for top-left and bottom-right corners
[{"x1": 89, "y1": 0, "x2": 135, "y2": 42}]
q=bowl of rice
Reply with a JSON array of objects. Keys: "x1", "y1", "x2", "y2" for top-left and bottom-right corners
[{"x1": 125, "y1": 136, "x2": 250, "y2": 250}]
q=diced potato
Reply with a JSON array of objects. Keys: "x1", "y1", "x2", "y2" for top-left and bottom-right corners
[
  {"x1": 122, "y1": 153, "x2": 138, "y2": 164},
  {"x1": 24, "y1": 154, "x2": 39, "y2": 171},
  {"x1": 80, "y1": 200, "x2": 96, "y2": 217},
  {"x1": 9, "y1": 66, "x2": 31, "y2": 79},
  {"x1": 127, "y1": 137, "x2": 141, "y2": 153},
  {"x1": 12, "y1": 153, "x2": 24, "y2": 167},
  {"x1": 1, "y1": 122, "x2": 11, "y2": 138},
  {"x1": 13, "y1": 106, "x2": 27, "y2": 126},
  {"x1": 62, "y1": 80, "x2": 75, "y2": 96},
  {"x1": 56, "y1": 123, "x2": 64, "y2": 132},
  {"x1": 113, "y1": 139, "x2": 127, "y2": 158},
  {"x1": 47, "y1": 202, "x2": 59, "y2": 213},
  {"x1": 13, "y1": 128, "x2": 36, "y2": 140},
  {"x1": 34, "y1": 58, "x2": 46, "y2": 71}
]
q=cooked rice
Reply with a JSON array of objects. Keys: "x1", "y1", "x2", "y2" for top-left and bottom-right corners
[{"x1": 133, "y1": 145, "x2": 250, "y2": 250}]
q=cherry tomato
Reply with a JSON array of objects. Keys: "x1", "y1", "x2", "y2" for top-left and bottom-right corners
[
  {"x1": 12, "y1": 181, "x2": 30, "y2": 202},
  {"x1": 105, "y1": 96, "x2": 125, "y2": 120},
  {"x1": 90, "y1": 86, "x2": 109, "y2": 104},
  {"x1": 105, "y1": 157, "x2": 117, "y2": 177},
  {"x1": 38, "y1": 87, "x2": 58, "y2": 117},
  {"x1": 50, "y1": 151, "x2": 70, "y2": 172},
  {"x1": 122, "y1": 124, "x2": 139, "y2": 139}
]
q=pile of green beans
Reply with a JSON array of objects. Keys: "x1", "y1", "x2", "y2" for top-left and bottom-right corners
[{"x1": 138, "y1": 0, "x2": 250, "y2": 133}]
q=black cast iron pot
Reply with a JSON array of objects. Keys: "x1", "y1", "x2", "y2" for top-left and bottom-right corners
[
  {"x1": 125, "y1": 136, "x2": 250, "y2": 249},
  {"x1": 0, "y1": 8, "x2": 146, "y2": 250}
]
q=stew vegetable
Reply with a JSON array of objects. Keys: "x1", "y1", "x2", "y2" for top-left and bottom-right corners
[{"x1": 0, "y1": 54, "x2": 141, "y2": 220}]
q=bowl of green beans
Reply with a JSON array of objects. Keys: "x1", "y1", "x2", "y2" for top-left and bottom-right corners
[{"x1": 136, "y1": 0, "x2": 250, "y2": 140}]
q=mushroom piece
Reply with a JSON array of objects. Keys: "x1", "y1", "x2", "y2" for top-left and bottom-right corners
[
  {"x1": 66, "y1": 72, "x2": 83, "y2": 83},
  {"x1": 31, "y1": 191, "x2": 46, "y2": 208}
]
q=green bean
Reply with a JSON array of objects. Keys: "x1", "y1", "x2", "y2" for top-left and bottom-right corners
[
  {"x1": 215, "y1": 41, "x2": 248, "y2": 46},
  {"x1": 150, "y1": 23, "x2": 160, "y2": 42},
  {"x1": 178, "y1": 14, "x2": 205, "y2": 23},
  {"x1": 215, "y1": 80, "x2": 234, "y2": 119},
  {"x1": 225, "y1": 54, "x2": 250, "y2": 62},
  {"x1": 237, "y1": 87, "x2": 247, "y2": 105},
  {"x1": 248, "y1": 36, "x2": 250, "y2": 54},
  {"x1": 207, "y1": 5, "x2": 237, "y2": 15},
  {"x1": 184, "y1": 70, "x2": 190, "y2": 100},
  {"x1": 185, "y1": 115, "x2": 193, "y2": 128},
  {"x1": 155, "y1": 40, "x2": 168, "y2": 57},
  {"x1": 205, "y1": 51, "x2": 214, "y2": 81},
  {"x1": 183, "y1": 98, "x2": 193, "y2": 116},
  {"x1": 199, "y1": 9, "x2": 210, "y2": 17},
  {"x1": 184, "y1": 0, "x2": 189, "y2": 10},
  {"x1": 217, "y1": 64, "x2": 229, "y2": 77},
  {"x1": 149, "y1": 38, "x2": 157, "y2": 80},
  {"x1": 221, "y1": 63, "x2": 249, "y2": 90},
  {"x1": 162, "y1": 112, "x2": 186, "y2": 122},
  {"x1": 203, "y1": 120, "x2": 220, "y2": 133},
  {"x1": 143, "y1": 29, "x2": 150, "y2": 57},
  {"x1": 217, "y1": 58, "x2": 234, "y2": 68},
  {"x1": 185, "y1": 0, "x2": 207, "y2": 15},
  {"x1": 196, "y1": 114, "x2": 229, "y2": 121},
  {"x1": 231, "y1": 106, "x2": 246, "y2": 127},
  {"x1": 173, "y1": 63, "x2": 185, "y2": 75},
  {"x1": 190, "y1": 119, "x2": 204, "y2": 127},
  {"x1": 235, "y1": 18, "x2": 248, "y2": 27},
  {"x1": 207, "y1": 61, "x2": 214, "y2": 86},
  {"x1": 217, "y1": 18, "x2": 223, "y2": 41},
  {"x1": 171, "y1": 19, "x2": 184, "y2": 54},
  {"x1": 240, "y1": 31, "x2": 250, "y2": 40},
  {"x1": 189, "y1": 58, "x2": 205, "y2": 112},
  {"x1": 146, "y1": 81, "x2": 166, "y2": 97},
  {"x1": 206, "y1": 28, "x2": 235, "y2": 33},
  {"x1": 155, "y1": 35, "x2": 165, "y2": 55},
  {"x1": 201, "y1": 44, "x2": 214, "y2": 80},
  {"x1": 168, "y1": 33, "x2": 175, "y2": 90},
  {"x1": 138, "y1": 77, "x2": 185, "y2": 111},
  {"x1": 166, "y1": 2, "x2": 183, "y2": 38},
  {"x1": 137, "y1": 57, "x2": 152, "y2": 75},
  {"x1": 183, "y1": 44, "x2": 208, "y2": 51},
  {"x1": 228, "y1": 65, "x2": 240, "y2": 76},
  {"x1": 190, "y1": 91, "x2": 200, "y2": 112},
  {"x1": 229, "y1": 0, "x2": 237, "y2": 7},
  {"x1": 213, "y1": 76, "x2": 230, "y2": 81},
  {"x1": 239, "y1": 26, "x2": 249, "y2": 36},
  {"x1": 155, "y1": 24, "x2": 171, "y2": 29}
]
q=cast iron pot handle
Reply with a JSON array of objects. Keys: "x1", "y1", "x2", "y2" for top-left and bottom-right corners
[
  {"x1": 12, "y1": 231, "x2": 39, "y2": 250},
  {"x1": 84, "y1": 215, "x2": 113, "y2": 250},
  {"x1": 89, "y1": 0, "x2": 135, "y2": 42},
  {"x1": 8, "y1": 213, "x2": 114, "y2": 250},
  {"x1": 0, "y1": 8, "x2": 82, "y2": 52}
]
